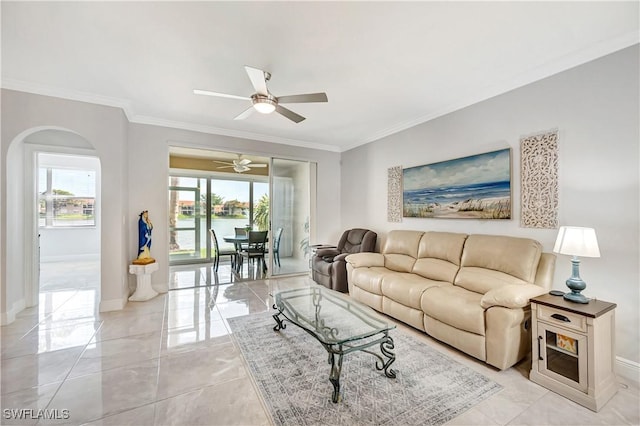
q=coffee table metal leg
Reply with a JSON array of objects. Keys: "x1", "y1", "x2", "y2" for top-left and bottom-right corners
[
  {"x1": 272, "y1": 308, "x2": 286, "y2": 332},
  {"x1": 376, "y1": 334, "x2": 397, "y2": 378},
  {"x1": 328, "y1": 351, "x2": 344, "y2": 403}
]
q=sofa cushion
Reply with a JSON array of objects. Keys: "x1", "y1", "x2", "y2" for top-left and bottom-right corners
[
  {"x1": 421, "y1": 286, "x2": 485, "y2": 335},
  {"x1": 455, "y1": 267, "x2": 531, "y2": 294},
  {"x1": 345, "y1": 252, "x2": 385, "y2": 268},
  {"x1": 411, "y1": 232, "x2": 467, "y2": 282},
  {"x1": 383, "y1": 297, "x2": 425, "y2": 331},
  {"x1": 381, "y1": 230, "x2": 423, "y2": 272},
  {"x1": 381, "y1": 273, "x2": 449, "y2": 310},
  {"x1": 480, "y1": 283, "x2": 548, "y2": 309},
  {"x1": 417, "y1": 232, "x2": 468, "y2": 265},
  {"x1": 412, "y1": 258, "x2": 459, "y2": 283},
  {"x1": 455, "y1": 234, "x2": 542, "y2": 294},
  {"x1": 382, "y1": 230, "x2": 424, "y2": 256},
  {"x1": 384, "y1": 254, "x2": 417, "y2": 273}
]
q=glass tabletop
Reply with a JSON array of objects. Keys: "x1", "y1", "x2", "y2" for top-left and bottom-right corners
[{"x1": 273, "y1": 286, "x2": 395, "y2": 346}]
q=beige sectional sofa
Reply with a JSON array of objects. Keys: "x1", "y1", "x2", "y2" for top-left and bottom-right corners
[{"x1": 345, "y1": 230, "x2": 556, "y2": 370}]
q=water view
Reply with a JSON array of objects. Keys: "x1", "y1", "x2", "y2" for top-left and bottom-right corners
[{"x1": 170, "y1": 217, "x2": 250, "y2": 261}]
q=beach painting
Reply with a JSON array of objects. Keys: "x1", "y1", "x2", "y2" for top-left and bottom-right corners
[{"x1": 403, "y1": 149, "x2": 511, "y2": 219}]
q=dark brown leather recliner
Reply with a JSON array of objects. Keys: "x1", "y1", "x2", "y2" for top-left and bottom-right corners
[{"x1": 311, "y1": 228, "x2": 377, "y2": 293}]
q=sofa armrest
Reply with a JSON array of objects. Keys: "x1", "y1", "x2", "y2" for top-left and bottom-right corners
[
  {"x1": 315, "y1": 248, "x2": 340, "y2": 258},
  {"x1": 334, "y1": 253, "x2": 349, "y2": 262},
  {"x1": 480, "y1": 284, "x2": 548, "y2": 309},
  {"x1": 345, "y1": 252, "x2": 385, "y2": 268},
  {"x1": 534, "y1": 252, "x2": 556, "y2": 290}
]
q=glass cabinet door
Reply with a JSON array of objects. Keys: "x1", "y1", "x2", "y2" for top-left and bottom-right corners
[{"x1": 537, "y1": 323, "x2": 588, "y2": 392}]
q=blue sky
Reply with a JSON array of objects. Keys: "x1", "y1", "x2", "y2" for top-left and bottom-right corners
[
  {"x1": 403, "y1": 149, "x2": 511, "y2": 190},
  {"x1": 38, "y1": 168, "x2": 96, "y2": 196},
  {"x1": 39, "y1": 170, "x2": 269, "y2": 204},
  {"x1": 174, "y1": 177, "x2": 268, "y2": 203}
]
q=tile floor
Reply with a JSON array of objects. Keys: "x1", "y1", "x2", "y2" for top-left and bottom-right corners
[{"x1": 0, "y1": 261, "x2": 638, "y2": 425}]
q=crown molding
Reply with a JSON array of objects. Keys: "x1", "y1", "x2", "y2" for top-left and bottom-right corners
[
  {"x1": 131, "y1": 115, "x2": 341, "y2": 153},
  {"x1": 341, "y1": 33, "x2": 640, "y2": 153},
  {"x1": 1, "y1": 78, "x2": 136, "y2": 118},
  {"x1": 0, "y1": 79, "x2": 341, "y2": 153}
]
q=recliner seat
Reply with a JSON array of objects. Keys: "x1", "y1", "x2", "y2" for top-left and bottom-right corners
[{"x1": 311, "y1": 228, "x2": 377, "y2": 292}]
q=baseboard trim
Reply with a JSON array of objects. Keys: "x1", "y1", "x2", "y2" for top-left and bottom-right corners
[
  {"x1": 616, "y1": 356, "x2": 640, "y2": 384},
  {"x1": 0, "y1": 298, "x2": 26, "y2": 325},
  {"x1": 99, "y1": 296, "x2": 127, "y2": 312}
]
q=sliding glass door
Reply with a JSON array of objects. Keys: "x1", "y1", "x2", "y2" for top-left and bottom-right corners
[
  {"x1": 168, "y1": 158, "x2": 315, "y2": 279},
  {"x1": 270, "y1": 158, "x2": 314, "y2": 275},
  {"x1": 169, "y1": 175, "x2": 269, "y2": 265}
]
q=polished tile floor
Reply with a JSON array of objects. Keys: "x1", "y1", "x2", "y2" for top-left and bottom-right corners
[{"x1": 1, "y1": 261, "x2": 638, "y2": 425}]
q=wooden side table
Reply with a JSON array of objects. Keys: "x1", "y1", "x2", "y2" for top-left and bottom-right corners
[{"x1": 529, "y1": 294, "x2": 618, "y2": 411}]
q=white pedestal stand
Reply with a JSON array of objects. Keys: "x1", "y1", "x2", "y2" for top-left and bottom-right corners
[{"x1": 128, "y1": 262, "x2": 159, "y2": 301}]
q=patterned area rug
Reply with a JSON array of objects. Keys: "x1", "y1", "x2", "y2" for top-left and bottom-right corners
[{"x1": 228, "y1": 313, "x2": 502, "y2": 426}]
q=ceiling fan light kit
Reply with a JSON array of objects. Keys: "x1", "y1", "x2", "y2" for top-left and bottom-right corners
[
  {"x1": 252, "y1": 94, "x2": 277, "y2": 114},
  {"x1": 194, "y1": 65, "x2": 328, "y2": 123}
]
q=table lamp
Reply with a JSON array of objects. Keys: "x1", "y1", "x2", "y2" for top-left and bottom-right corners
[{"x1": 553, "y1": 226, "x2": 600, "y2": 304}]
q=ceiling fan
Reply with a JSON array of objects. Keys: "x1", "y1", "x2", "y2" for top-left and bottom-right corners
[
  {"x1": 213, "y1": 155, "x2": 268, "y2": 173},
  {"x1": 194, "y1": 66, "x2": 328, "y2": 123}
]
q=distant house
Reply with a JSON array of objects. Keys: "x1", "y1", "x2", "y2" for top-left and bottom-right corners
[
  {"x1": 178, "y1": 200, "x2": 195, "y2": 216},
  {"x1": 222, "y1": 200, "x2": 249, "y2": 216}
]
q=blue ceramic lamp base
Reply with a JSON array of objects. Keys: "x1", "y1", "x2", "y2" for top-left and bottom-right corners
[{"x1": 563, "y1": 257, "x2": 589, "y2": 304}]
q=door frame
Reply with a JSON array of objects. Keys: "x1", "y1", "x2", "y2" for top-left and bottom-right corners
[
  {"x1": 167, "y1": 170, "x2": 269, "y2": 266},
  {"x1": 268, "y1": 158, "x2": 317, "y2": 276},
  {"x1": 25, "y1": 143, "x2": 101, "y2": 307}
]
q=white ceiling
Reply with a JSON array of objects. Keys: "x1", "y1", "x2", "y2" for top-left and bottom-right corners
[{"x1": 2, "y1": 2, "x2": 638, "y2": 153}]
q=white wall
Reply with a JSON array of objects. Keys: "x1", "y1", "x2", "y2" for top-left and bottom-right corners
[
  {"x1": 39, "y1": 228, "x2": 99, "y2": 262},
  {"x1": 127, "y1": 123, "x2": 341, "y2": 291},
  {"x1": 341, "y1": 46, "x2": 639, "y2": 366},
  {"x1": 0, "y1": 90, "x2": 342, "y2": 320},
  {"x1": 0, "y1": 89, "x2": 340, "y2": 319},
  {"x1": 1, "y1": 90, "x2": 130, "y2": 317}
]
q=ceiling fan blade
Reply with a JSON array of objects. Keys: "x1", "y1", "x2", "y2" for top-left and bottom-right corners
[
  {"x1": 248, "y1": 164, "x2": 268, "y2": 167},
  {"x1": 244, "y1": 66, "x2": 269, "y2": 95},
  {"x1": 212, "y1": 160, "x2": 234, "y2": 166},
  {"x1": 277, "y1": 93, "x2": 328, "y2": 104},
  {"x1": 193, "y1": 89, "x2": 250, "y2": 101},
  {"x1": 234, "y1": 107, "x2": 255, "y2": 120},
  {"x1": 275, "y1": 105, "x2": 305, "y2": 123},
  {"x1": 216, "y1": 165, "x2": 235, "y2": 169}
]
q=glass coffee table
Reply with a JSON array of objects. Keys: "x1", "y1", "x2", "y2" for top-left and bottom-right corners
[{"x1": 272, "y1": 286, "x2": 397, "y2": 403}]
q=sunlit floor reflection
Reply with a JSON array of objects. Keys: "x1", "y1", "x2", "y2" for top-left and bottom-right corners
[
  {"x1": 1, "y1": 260, "x2": 638, "y2": 425},
  {"x1": 168, "y1": 256, "x2": 309, "y2": 290},
  {"x1": 1, "y1": 258, "x2": 313, "y2": 424}
]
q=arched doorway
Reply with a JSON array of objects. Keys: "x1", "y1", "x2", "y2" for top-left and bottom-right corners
[{"x1": 4, "y1": 127, "x2": 101, "y2": 320}]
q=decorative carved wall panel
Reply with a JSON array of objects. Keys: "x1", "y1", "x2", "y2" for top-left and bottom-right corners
[
  {"x1": 520, "y1": 130, "x2": 559, "y2": 229},
  {"x1": 388, "y1": 166, "x2": 402, "y2": 222}
]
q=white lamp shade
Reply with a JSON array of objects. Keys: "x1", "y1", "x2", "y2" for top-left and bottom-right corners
[{"x1": 553, "y1": 226, "x2": 601, "y2": 257}]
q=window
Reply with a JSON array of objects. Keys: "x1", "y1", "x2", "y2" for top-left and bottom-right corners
[
  {"x1": 38, "y1": 166, "x2": 96, "y2": 227},
  {"x1": 169, "y1": 175, "x2": 268, "y2": 264}
]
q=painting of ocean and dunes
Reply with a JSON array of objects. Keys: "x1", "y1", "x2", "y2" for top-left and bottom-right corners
[{"x1": 403, "y1": 149, "x2": 511, "y2": 219}]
